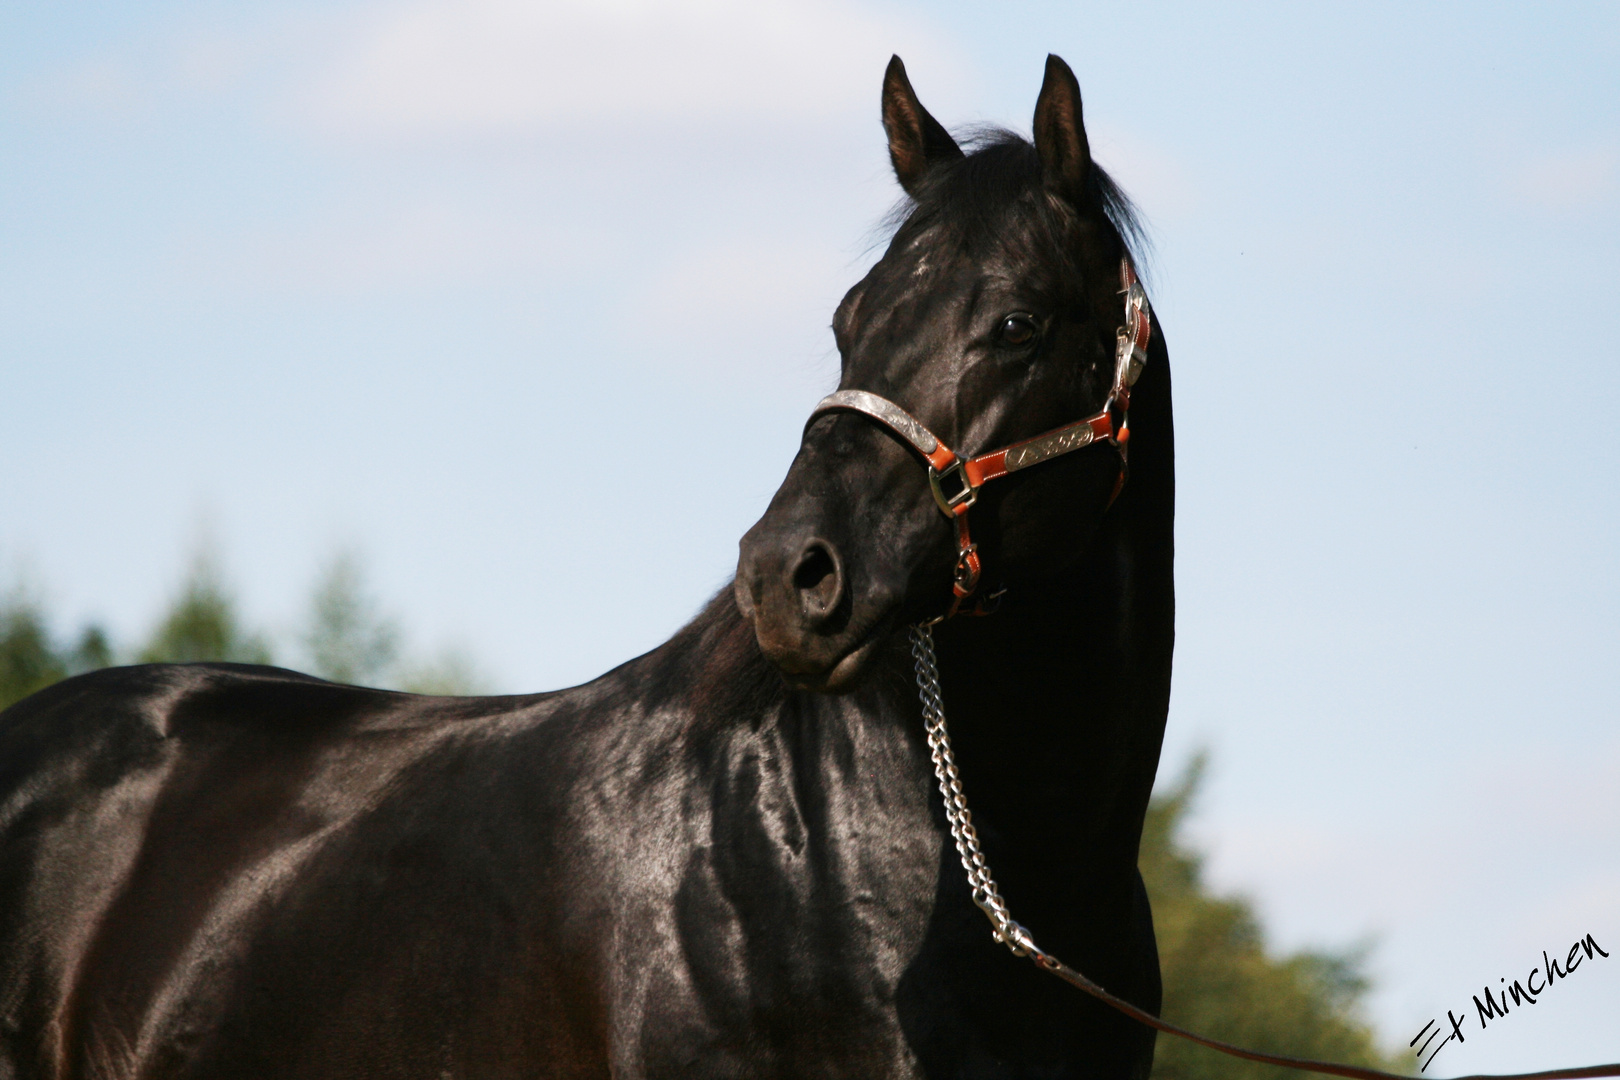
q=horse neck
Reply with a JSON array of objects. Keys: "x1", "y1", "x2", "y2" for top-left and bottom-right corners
[
  {"x1": 674, "y1": 340, "x2": 1172, "y2": 870},
  {"x1": 929, "y1": 352, "x2": 1174, "y2": 870}
]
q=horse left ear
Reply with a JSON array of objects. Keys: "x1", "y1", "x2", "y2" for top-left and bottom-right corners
[
  {"x1": 882, "y1": 55, "x2": 963, "y2": 197},
  {"x1": 1032, "y1": 54, "x2": 1091, "y2": 197}
]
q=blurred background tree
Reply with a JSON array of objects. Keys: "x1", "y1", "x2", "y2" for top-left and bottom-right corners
[
  {"x1": 305, "y1": 550, "x2": 399, "y2": 684},
  {"x1": 300, "y1": 550, "x2": 481, "y2": 694},
  {"x1": 1144, "y1": 753, "x2": 1406, "y2": 1080},
  {"x1": 0, "y1": 598, "x2": 66, "y2": 710},
  {"x1": 0, "y1": 587, "x2": 112, "y2": 710},
  {"x1": 137, "y1": 548, "x2": 272, "y2": 665},
  {"x1": 393, "y1": 649, "x2": 486, "y2": 696},
  {"x1": 0, "y1": 552, "x2": 1403, "y2": 1077},
  {"x1": 0, "y1": 546, "x2": 481, "y2": 706}
]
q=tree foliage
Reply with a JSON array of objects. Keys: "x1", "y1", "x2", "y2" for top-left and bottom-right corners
[
  {"x1": 0, "y1": 600, "x2": 67, "y2": 711},
  {"x1": 0, "y1": 547, "x2": 480, "y2": 701},
  {"x1": 137, "y1": 550, "x2": 272, "y2": 665},
  {"x1": 300, "y1": 553, "x2": 484, "y2": 693},
  {"x1": 0, "y1": 592, "x2": 111, "y2": 711},
  {"x1": 305, "y1": 551, "x2": 399, "y2": 684},
  {"x1": 393, "y1": 650, "x2": 485, "y2": 695},
  {"x1": 1143, "y1": 754, "x2": 1405, "y2": 1080}
]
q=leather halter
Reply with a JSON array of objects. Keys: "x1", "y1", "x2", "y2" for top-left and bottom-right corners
[{"x1": 805, "y1": 259, "x2": 1152, "y2": 619}]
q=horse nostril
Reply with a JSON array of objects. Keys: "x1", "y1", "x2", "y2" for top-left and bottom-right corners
[
  {"x1": 791, "y1": 540, "x2": 843, "y2": 620},
  {"x1": 793, "y1": 545, "x2": 834, "y2": 591}
]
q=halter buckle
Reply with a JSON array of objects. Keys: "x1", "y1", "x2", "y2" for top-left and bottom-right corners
[
  {"x1": 928, "y1": 459, "x2": 977, "y2": 517},
  {"x1": 953, "y1": 543, "x2": 980, "y2": 591}
]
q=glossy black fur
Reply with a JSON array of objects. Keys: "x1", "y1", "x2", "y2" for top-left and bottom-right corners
[{"x1": 0, "y1": 56, "x2": 1173, "y2": 1079}]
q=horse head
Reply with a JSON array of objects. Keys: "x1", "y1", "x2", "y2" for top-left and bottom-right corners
[{"x1": 737, "y1": 54, "x2": 1146, "y2": 692}]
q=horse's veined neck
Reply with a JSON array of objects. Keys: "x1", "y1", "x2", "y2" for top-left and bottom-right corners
[{"x1": 927, "y1": 399, "x2": 1172, "y2": 804}]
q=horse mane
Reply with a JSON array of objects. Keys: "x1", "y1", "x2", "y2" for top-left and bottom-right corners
[
  {"x1": 643, "y1": 585, "x2": 788, "y2": 723},
  {"x1": 881, "y1": 127, "x2": 1149, "y2": 279}
]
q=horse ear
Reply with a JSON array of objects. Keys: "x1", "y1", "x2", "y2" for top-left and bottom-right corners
[
  {"x1": 882, "y1": 55, "x2": 963, "y2": 197},
  {"x1": 1032, "y1": 54, "x2": 1091, "y2": 197}
]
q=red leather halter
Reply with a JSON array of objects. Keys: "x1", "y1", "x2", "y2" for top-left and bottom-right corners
[{"x1": 806, "y1": 259, "x2": 1152, "y2": 619}]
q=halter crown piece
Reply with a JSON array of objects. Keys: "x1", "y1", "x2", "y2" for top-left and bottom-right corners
[{"x1": 806, "y1": 259, "x2": 1152, "y2": 619}]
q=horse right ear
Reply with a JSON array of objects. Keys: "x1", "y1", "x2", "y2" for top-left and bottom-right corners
[
  {"x1": 882, "y1": 56, "x2": 962, "y2": 197},
  {"x1": 1032, "y1": 54, "x2": 1091, "y2": 199}
]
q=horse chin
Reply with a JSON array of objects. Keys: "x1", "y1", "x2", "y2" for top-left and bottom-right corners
[
  {"x1": 779, "y1": 632, "x2": 888, "y2": 694},
  {"x1": 748, "y1": 599, "x2": 897, "y2": 694}
]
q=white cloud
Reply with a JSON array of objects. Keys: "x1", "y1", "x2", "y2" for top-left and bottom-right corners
[{"x1": 302, "y1": 0, "x2": 954, "y2": 140}]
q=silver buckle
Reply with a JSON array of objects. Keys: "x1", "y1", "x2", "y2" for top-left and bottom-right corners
[
  {"x1": 1124, "y1": 279, "x2": 1147, "y2": 314},
  {"x1": 928, "y1": 459, "x2": 976, "y2": 517}
]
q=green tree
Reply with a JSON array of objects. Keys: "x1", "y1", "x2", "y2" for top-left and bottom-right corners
[
  {"x1": 0, "y1": 591, "x2": 115, "y2": 711},
  {"x1": 0, "y1": 598, "x2": 66, "y2": 710},
  {"x1": 1143, "y1": 755, "x2": 1405, "y2": 1080},
  {"x1": 139, "y1": 551, "x2": 270, "y2": 665},
  {"x1": 305, "y1": 552, "x2": 399, "y2": 685},
  {"x1": 395, "y1": 649, "x2": 486, "y2": 696},
  {"x1": 69, "y1": 625, "x2": 113, "y2": 671},
  {"x1": 300, "y1": 551, "x2": 485, "y2": 694},
  {"x1": 1, "y1": 546, "x2": 485, "y2": 709}
]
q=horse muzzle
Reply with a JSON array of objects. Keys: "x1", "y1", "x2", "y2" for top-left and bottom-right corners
[{"x1": 735, "y1": 525, "x2": 897, "y2": 693}]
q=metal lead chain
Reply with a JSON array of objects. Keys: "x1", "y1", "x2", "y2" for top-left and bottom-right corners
[{"x1": 909, "y1": 624, "x2": 1037, "y2": 957}]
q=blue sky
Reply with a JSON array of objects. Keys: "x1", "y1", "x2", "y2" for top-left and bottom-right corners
[{"x1": 3, "y1": 1, "x2": 1617, "y2": 1069}]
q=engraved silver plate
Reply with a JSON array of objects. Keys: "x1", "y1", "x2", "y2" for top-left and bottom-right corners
[
  {"x1": 1114, "y1": 329, "x2": 1133, "y2": 388},
  {"x1": 1002, "y1": 424, "x2": 1094, "y2": 472},
  {"x1": 807, "y1": 390, "x2": 940, "y2": 456}
]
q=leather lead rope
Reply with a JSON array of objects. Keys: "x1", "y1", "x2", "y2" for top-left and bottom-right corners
[{"x1": 908, "y1": 624, "x2": 1620, "y2": 1080}]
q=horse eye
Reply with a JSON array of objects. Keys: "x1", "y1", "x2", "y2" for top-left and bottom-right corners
[{"x1": 998, "y1": 314, "x2": 1039, "y2": 347}]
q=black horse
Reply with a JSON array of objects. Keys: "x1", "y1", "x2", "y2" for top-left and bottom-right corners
[{"x1": 0, "y1": 55, "x2": 1172, "y2": 1079}]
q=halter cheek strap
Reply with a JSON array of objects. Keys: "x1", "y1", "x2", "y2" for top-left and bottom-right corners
[{"x1": 805, "y1": 259, "x2": 1152, "y2": 620}]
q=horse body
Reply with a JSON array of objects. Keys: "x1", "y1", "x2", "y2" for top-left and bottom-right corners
[
  {"x1": 0, "y1": 634, "x2": 916, "y2": 1077},
  {"x1": 0, "y1": 55, "x2": 1173, "y2": 1079}
]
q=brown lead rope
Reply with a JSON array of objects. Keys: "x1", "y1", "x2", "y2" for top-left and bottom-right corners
[
  {"x1": 1032, "y1": 953, "x2": 1620, "y2": 1080},
  {"x1": 907, "y1": 624, "x2": 1620, "y2": 1080}
]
